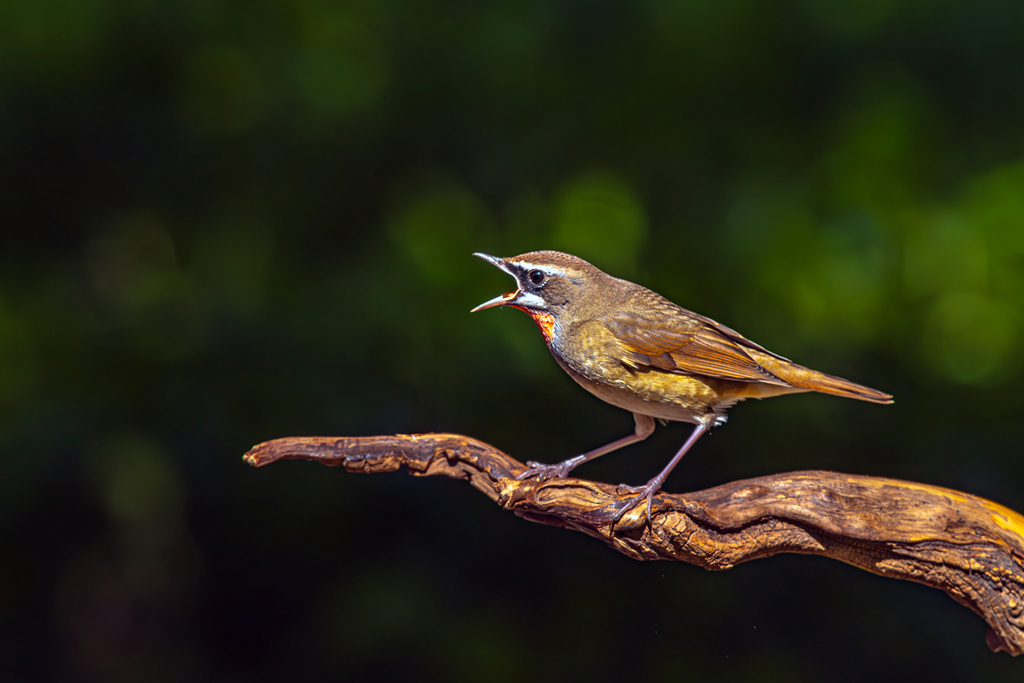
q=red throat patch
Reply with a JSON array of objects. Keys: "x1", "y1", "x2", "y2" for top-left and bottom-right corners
[{"x1": 511, "y1": 306, "x2": 556, "y2": 344}]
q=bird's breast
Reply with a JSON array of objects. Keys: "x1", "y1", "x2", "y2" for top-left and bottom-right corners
[{"x1": 544, "y1": 319, "x2": 724, "y2": 424}]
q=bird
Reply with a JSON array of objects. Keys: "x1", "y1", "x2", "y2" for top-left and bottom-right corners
[{"x1": 471, "y1": 250, "x2": 893, "y2": 521}]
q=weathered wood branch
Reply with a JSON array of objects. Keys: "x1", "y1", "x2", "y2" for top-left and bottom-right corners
[{"x1": 244, "y1": 433, "x2": 1024, "y2": 655}]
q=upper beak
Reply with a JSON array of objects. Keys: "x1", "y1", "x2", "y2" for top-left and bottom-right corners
[{"x1": 471, "y1": 252, "x2": 520, "y2": 312}]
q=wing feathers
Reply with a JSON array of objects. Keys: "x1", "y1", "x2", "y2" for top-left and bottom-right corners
[{"x1": 608, "y1": 306, "x2": 790, "y2": 385}]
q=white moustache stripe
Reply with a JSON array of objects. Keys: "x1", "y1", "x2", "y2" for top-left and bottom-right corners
[{"x1": 515, "y1": 291, "x2": 547, "y2": 308}]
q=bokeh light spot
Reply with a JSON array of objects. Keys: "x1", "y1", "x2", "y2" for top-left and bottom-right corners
[
  {"x1": 551, "y1": 170, "x2": 647, "y2": 276},
  {"x1": 388, "y1": 176, "x2": 493, "y2": 286},
  {"x1": 924, "y1": 291, "x2": 1021, "y2": 385},
  {"x1": 91, "y1": 435, "x2": 184, "y2": 527}
]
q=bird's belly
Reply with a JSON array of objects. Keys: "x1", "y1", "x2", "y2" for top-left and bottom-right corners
[
  {"x1": 551, "y1": 351, "x2": 717, "y2": 424},
  {"x1": 575, "y1": 376, "x2": 711, "y2": 423}
]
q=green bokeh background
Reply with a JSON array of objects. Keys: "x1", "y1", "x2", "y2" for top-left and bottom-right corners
[{"x1": 3, "y1": 1, "x2": 1024, "y2": 680}]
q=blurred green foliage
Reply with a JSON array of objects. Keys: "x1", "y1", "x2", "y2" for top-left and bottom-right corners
[{"x1": 2, "y1": 0, "x2": 1024, "y2": 681}]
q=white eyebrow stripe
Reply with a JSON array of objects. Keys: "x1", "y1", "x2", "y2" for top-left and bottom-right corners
[{"x1": 513, "y1": 262, "x2": 569, "y2": 278}]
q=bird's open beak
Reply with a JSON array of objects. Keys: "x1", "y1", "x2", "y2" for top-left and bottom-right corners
[
  {"x1": 471, "y1": 291, "x2": 518, "y2": 312},
  {"x1": 471, "y1": 252, "x2": 520, "y2": 312}
]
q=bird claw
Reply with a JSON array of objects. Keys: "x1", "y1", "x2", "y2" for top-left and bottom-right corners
[
  {"x1": 613, "y1": 482, "x2": 659, "y2": 525},
  {"x1": 516, "y1": 460, "x2": 571, "y2": 481},
  {"x1": 516, "y1": 455, "x2": 586, "y2": 481}
]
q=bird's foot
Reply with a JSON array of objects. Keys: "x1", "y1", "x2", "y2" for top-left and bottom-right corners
[
  {"x1": 613, "y1": 480, "x2": 663, "y2": 525},
  {"x1": 516, "y1": 455, "x2": 587, "y2": 481}
]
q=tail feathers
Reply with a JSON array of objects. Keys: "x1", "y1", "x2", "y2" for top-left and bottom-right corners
[
  {"x1": 787, "y1": 369, "x2": 893, "y2": 404},
  {"x1": 751, "y1": 352, "x2": 893, "y2": 404}
]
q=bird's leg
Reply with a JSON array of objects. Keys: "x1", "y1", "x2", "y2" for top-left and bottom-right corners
[
  {"x1": 517, "y1": 413, "x2": 656, "y2": 482},
  {"x1": 614, "y1": 420, "x2": 711, "y2": 524}
]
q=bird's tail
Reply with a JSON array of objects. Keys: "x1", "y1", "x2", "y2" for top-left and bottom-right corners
[{"x1": 750, "y1": 351, "x2": 893, "y2": 404}]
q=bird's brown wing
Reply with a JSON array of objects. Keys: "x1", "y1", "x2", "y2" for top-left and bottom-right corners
[{"x1": 606, "y1": 304, "x2": 790, "y2": 385}]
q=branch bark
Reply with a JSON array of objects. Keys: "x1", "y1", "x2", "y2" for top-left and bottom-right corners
[{"x1": 243, "y1": 433, "x2": 1024, "y2": 655}]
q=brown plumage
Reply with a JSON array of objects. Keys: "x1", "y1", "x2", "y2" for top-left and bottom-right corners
[{"x1": 472, "y1": 250, "x2": 892, "y2": 520}]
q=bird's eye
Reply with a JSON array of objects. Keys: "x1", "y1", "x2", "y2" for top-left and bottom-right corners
[{"x1": 527, "y1": 269, "x2": 546, "y2": 285}]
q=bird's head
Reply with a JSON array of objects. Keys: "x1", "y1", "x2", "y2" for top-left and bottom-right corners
[{"x1": 471, "y1": 250, "x2": 602, "y2": 342}]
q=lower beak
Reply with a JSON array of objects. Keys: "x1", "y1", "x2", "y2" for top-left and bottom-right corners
[{"x1": 471, "y1": 290, "x2": 519, "y2": 313}]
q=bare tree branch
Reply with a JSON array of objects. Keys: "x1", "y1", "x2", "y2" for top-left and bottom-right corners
[{"x1": 244, "y1": 433, "x2": 1024, "y2": 655}]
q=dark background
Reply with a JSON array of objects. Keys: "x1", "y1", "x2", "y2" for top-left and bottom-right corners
[{"x1": 3, "y1": 1, "x2": 1024, "y2": 680}]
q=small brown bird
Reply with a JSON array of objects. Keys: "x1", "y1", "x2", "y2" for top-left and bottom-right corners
[{"x1": 472, "y1": 250, "x2": 892, "y2": 518}]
